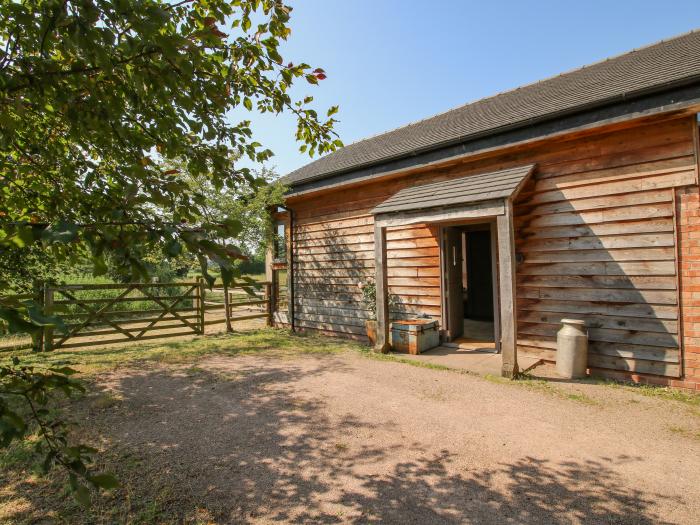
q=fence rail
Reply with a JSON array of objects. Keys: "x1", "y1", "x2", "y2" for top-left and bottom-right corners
[{"x1": 0, "y1": 279, "x2": 273, "y2": 351}]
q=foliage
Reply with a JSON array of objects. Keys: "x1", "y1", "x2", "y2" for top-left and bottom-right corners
[
  {"x1": 0, "y1": 358, "x2": 118, "y2": 507},
  {"x1": 0, "y1": 0, "x2": 340, "y2": 504},
  {"x1": 0, "y1": 244, "x2": 72, "y2": 294},
  {"x1": 0, "y1": 0, "x2": 340, "y2": 297},
  {"x1": 237, "y1": 254, "x2": 266, "y2": 275},
  {"x1": 360, "y1": 280, "x2": 377, "y2": 320},
  {"x1": 360, "y1": 279, "x2": 397, "y2": 321},
  {"x1": 170, "y1": 160, "x2": 287, "y2": 280}
]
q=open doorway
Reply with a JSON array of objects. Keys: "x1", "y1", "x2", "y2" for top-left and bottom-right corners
[{"x1": 442, "y1": 223, "x2": 498, "y2": 350}]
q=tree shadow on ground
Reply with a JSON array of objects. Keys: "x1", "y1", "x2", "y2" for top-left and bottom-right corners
[
  {"x1": 2, "y1": 354, "x2": 678, "y2": 524},
  {"x1": 345, "y1": 451, "x2": 674, "y2": 524}
]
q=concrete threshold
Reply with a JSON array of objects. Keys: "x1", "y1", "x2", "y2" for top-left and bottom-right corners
[{"x1": 393, "y1": 345, "x2": 544, "y2": 376}]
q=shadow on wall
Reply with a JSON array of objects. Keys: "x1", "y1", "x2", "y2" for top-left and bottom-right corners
[
  {"x1": 513, "y1": 169, "x2": 683, "y2": 379},
  {"x1": 3, "y1": 360, "x2": 676, "y2": 523},
  {"x1": 293, "y1": 220, "x2": 440, "y2": 338}
]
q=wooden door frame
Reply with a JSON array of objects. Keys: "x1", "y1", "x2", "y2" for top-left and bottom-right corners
[{"x1": 439, "y1": 221, "x2": 501, "y2": 351}]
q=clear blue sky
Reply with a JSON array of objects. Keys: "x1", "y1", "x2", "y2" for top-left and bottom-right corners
[{"x1": 241, "y1": 0, "x2": 699, "y2": 177}]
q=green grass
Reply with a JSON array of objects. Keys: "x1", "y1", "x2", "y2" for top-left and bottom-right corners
[
  {"x1": 3, "y1": 329, "x2": 361, "y2": 377},
  {"x1": 592, "y1": 379, "x2": 700, "y2": 408},
  {"x1": 0, "y1": 434, "x2": 39, "y2": 471},
  {"x1": 357, "y1": 348, "x2": 459, "y2": 373},
  {"x1": 483, "y1": 372, "x2": 600, "y2": 405}
]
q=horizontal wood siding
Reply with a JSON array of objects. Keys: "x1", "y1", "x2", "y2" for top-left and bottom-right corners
[
  {"x1": 289, "y1": 115, "x2": 697, "y2": 377},
  {"x1": 293, "y1": 202, "x2": 440, "y2": 337},
  {"x1": 513, "y1": 117, "x2": 697, "y2": 377}
]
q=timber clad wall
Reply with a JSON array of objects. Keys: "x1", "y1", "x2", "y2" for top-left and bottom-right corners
[
  {"x1": 293, "y1": 212, "x2": 441, "y2": 336},
  {"x1": 512, "y1": 117, "x2": 696, "y2": 379},
  {"x1": 288, "y1": 115, "x2": 700, "y2": 388}
]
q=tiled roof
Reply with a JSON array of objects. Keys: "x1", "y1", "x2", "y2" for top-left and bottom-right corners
[
  {"x1": 286, "y1": 30, "x2": 700, "y2": 187},
  {"x1": 372, "y1": 165, "x2": 534, "y2": 215}
]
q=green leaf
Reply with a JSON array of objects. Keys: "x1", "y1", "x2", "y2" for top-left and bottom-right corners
[
  {"x1": 92, "y1": 255, "x2": 108, "y2": 277},
  {"x1": 221, "y1": 218, "x2": 243, "y2": 237},
  {"x1": 220, "y1": 265, "x2": 234, "y2": 287},
  {"x1": 0, "y1": 307, "x2": 40, "y2": 335},
  {"x1": 27, "y1": 306, "x2": 66, "y2": 330},
  {"x1": 10, "y1": 226, "x2": 34, "y2": 248},
  {"x1": 73, "y1": 483, "x2": 91, "y2": 507},
  {"x1": 89, "y1": 473, "x2": 119, "y2": 490},
  {"x1": 165, "y1": 239, "x2": 182, "y2": 257}
]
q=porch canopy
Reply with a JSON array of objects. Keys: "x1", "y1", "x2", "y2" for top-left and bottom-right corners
[{"x1": 371, "y1": 164, "x2": 535, "y2": 378}]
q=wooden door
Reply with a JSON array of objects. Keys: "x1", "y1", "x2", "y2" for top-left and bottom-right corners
[{"x1": 443, "y1": 227, "x2": 464, "y2": 340}]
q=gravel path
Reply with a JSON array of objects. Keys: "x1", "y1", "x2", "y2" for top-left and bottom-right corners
[{"x1": 83, "y1": 351, "x2": 700, "y2": 523}]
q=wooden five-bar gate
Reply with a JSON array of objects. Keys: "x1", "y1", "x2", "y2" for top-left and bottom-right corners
[{"x1": 3, "y1": 280, "x2": 274, "y2": 351}]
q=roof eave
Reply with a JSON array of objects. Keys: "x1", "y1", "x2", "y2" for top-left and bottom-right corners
[{"x1": 286, "y1": 79, "x2": 700, "y2": 197}]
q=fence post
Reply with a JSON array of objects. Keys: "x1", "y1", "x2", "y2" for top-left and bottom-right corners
[
  {"x1": 43, "y1": 284, "x2": 53, "y2": 351},
  {"x1": 265, "y1": 282, "x2": 273, "y2": 327},
  {"x1": 197, "y1": 277, "x2": 206, "y2": 335},
  {"x1": 270, "y1": 270, "x2": 278, "y2": 312},
  {"x1": 223, "y1": 282, "x2": 232, "y2": 333},
  {"x1": 32, "y1": 280, "x2": 44, "y2": 352}
]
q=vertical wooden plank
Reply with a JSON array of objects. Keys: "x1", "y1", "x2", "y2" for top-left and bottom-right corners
[
  {"x1": 672, "y1": 188, "x2": 685, "y2": 378},
  {"x1": 287, "y1": 213, "x2": 295, "y2": 331},
  {"x1": 490, "y1": 222, "x2": 501, "y2": 354},
  {"x1": 497, "y1": 201, "x2": 518, "y2": 378},
  {"x1": 287, "y1": 233, "x2": 294, "y2": 331},
  {"x1": 374, "y1": 224, "x2": 391, "y2": 353},
  {"x1": 43, "y1": 284, "x2": 53, "y2": 352},
  {"x1": 438, "y1": 225, "x2": 446, "y2": 339},
  {"x1": 444, "y1": 227, "x2": 464, "y2": 339}
]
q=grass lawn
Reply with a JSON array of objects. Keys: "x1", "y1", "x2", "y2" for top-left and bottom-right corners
[
  {"x1": 5, "y1": 329, "x2": 359, "y2": 373},
  {"x1": 2, "y1": 329, "x2": 700, "y2": 524}
]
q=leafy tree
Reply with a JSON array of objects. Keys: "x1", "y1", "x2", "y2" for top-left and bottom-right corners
[
  {"x1": 176, "y1": 162, "x2": 287, "y2": 256},
  {"x1": 171, "y1": 159, "x2": 286, "y2": 330},
  {"x1": 0, "y1": 244, "x2": 72, "y2": 293},
  {"x1": 0, "y1": 0, "x2": 340, "y2": 504}
]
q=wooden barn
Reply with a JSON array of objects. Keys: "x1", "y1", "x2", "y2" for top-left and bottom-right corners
[{"x1": 267, "y1": 30, "x2": 700, "y2": 389}]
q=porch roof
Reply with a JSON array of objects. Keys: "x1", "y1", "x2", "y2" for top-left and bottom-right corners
[{"x1": 371, "y1": 164, "x2": 535, "y2": 216}]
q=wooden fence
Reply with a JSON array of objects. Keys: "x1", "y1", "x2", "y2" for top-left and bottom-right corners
[{"x1": 0, "y1": 280, "x2": 272, "y2": 351}]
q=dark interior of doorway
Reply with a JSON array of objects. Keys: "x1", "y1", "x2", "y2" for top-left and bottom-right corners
[{"x1": 444, "y1": 225, "x2": 496, "y2": 345}]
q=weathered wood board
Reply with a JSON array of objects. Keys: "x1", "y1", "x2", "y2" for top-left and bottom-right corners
[{"x1": 287, "y1": 115, "x2": 697, "y2": 377}]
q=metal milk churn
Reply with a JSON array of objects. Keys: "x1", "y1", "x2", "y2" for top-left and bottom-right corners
[{"x1": 556, "y1": 319, "x2": 588, "y2": 379}]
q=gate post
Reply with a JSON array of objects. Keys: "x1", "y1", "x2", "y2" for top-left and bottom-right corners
[
  {"x1": 43, "y1": 283, "x2": 54, "y2": 351},
  {"x1": 196, "y1": 278, "x2": 206, "y2": 335},
  {"x1": 374, "y1": 223, "x2": 391, "y2": 353},
  {"x1": 265, "y1": 282, "x2": 273, "y2": 327}
]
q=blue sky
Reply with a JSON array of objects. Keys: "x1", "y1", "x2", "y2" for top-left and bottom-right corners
[{"x1": 241, "y1": 1, "x2": 699, "y2": 177}]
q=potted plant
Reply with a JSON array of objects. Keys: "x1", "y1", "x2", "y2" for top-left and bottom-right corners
[{"x1": 359, "y1": 280, "x2": 378, "y2": 345}]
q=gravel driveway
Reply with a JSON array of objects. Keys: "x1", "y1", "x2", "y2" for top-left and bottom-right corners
[{"x1": 54, "y1": 348, "x2": 696, "y2": 525}]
